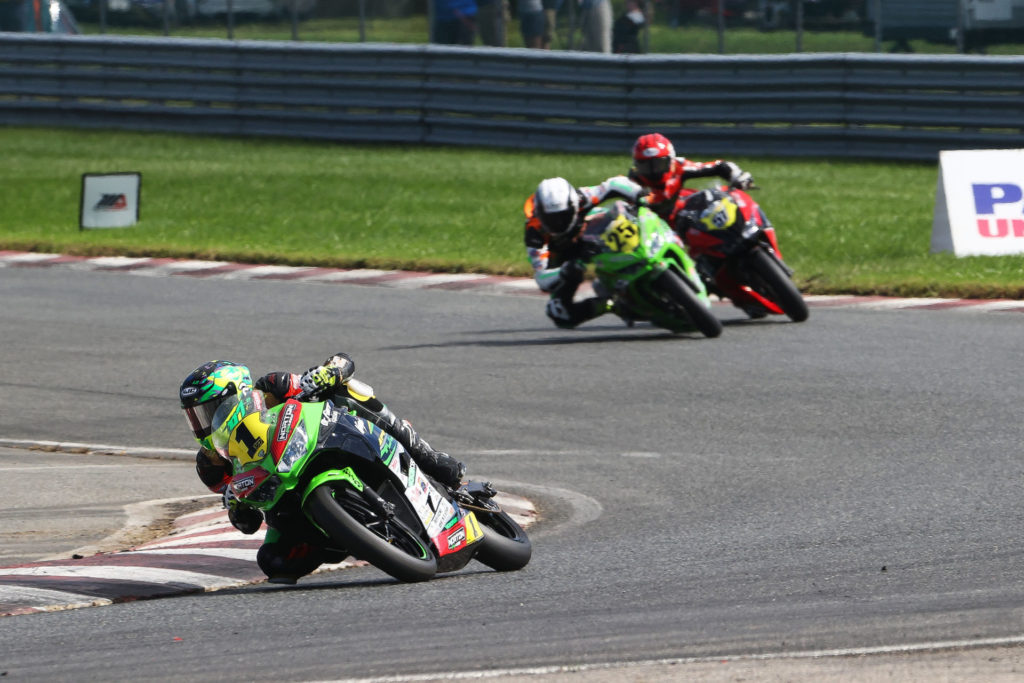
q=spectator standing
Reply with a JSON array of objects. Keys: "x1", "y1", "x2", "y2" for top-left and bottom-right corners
[
  {"x1": 477, "y1": 0, "x2": 509, "y2": 46},
  {"x1": 433, "y1": 0, "x2": 478, "y2": 45},
  {"x1": 579, "y1": 0, "x2": 612, "y2": 53},
  {"x1": 519, "y1": 0, "x2": 546, "y2": 48},
  {"x1": 612, "y1": 0, "x2": 645, "y2": 53},
  {"x1": 541, "y1": 0, "x2": 563, "y2": 49}
]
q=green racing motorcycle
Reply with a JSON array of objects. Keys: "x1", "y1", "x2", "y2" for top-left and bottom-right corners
[
  {"x1": 209, "y1": 387, "x2": 532, "y2": 583},
  {"x1": 582, "y1": 200, "x2": 723, "y2": 338}
]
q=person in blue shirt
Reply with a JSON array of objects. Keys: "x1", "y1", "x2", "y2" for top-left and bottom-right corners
[{"x1": 433, "y1": 0, "x2": 477, "y2": 45}]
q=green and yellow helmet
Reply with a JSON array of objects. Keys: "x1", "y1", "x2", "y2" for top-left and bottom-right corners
[{"x1": 179, "y1": 360, "x2": 253, "y2": 451}]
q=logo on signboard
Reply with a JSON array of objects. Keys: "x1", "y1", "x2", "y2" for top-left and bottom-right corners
[
  {"x1": 972, "y1": 183, "x2": 1024, "y2": 238},
  {"x1": 94, "y1": 193, "x2": 128, "y2": 211},
  {"x1": 931, "y1": 150, "x2": 1024, "y2": 257}
]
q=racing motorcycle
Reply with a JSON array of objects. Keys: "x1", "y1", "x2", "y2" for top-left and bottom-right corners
[
  {"x1": 210, "y1": 387, "x2": 532, "y2": 583},
  {"x1": 676, "y1": 186, "x2": 808, "y2": 322},
  {"x1": 581, "y1": 200, "x2": 722, "y2": 338}
]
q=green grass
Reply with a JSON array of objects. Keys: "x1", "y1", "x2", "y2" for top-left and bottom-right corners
[{"x1": 4, "y1": 126, "x2": 1024, "y2": 299}]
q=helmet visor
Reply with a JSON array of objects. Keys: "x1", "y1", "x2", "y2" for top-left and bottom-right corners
[
  {"x1": 541, "y1": 208, "x2": 577, "y2": 238},
  {"x1": 184, "y1": 401, "x2": 220, "y2": 441},
  {"x1": 635, "y1": 157, "x2": 672, "y2": 182}
]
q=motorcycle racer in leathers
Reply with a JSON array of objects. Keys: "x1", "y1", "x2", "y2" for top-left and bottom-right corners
[
  {"x1": 631, "y1": 132, "x2": 779, "y2": 318},
  {"x1": 630, "y1": 132, "x2": 755, "y2": 228},
  {"x1": 179, "y1": 355, "x2": 466, "y2": 584},
  {"x1": 524, "y1": 175, "x2": 642, "y2": 328}
]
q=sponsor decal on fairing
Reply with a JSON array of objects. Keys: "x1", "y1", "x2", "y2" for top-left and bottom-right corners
[{"x1": 446, "y1": 526, "x2": 467, "y2": 551}]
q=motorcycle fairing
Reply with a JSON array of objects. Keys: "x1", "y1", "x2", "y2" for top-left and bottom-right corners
[
  {"x1": 333, "y1": 414, "x2": 483, "y2": 558},
  {"x1": 270, "y1": 400, "x2": 302, "y2": 464},
  {"x1": 229, "y1": 467, "x2": 274, "y2": 500}
]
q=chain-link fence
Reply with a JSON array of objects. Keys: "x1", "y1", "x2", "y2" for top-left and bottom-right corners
[{"x1": 12, "y1": 0, "x2": 1024, "y2": 55}]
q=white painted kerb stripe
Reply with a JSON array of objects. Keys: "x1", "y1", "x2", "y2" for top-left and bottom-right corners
[
  {"x1": 383, "y1": 274, "x2": 490, "y2": 288},
  {"x1": 487, "y1": 279, "x2": 540, "y2": 292},
  {"x1": 219, "y1": 265, "x2": 315, "y2": 280},
  {"x1": 0, "y1": 565, "x2": 238, "y2": 589},
  {"x1": 302, "y1": 269, "x2": 391, "y2": 282},
  {"x1": 122, "y1": 548, "x2": 258, "y2": 561},
  {"x1": 0, "y1": 252, "x2": 61, "y2": 263},
  {"x1": 963, "y1": 300, "x2": 1024, "y2": 312},
  {"x1": 132, "y1": 260, "x2": 230, "y2": 277},
  {"x1": 0, "y1": 585, "x2": 112, "y2": 608},
  {"x1": 852, "y1": 298, "x2": 959, "y2": 310},
  {"x1": 142, "y1": 530, "x2": 254, "y2": 548},
  {"x1": 74, "y1": 256, "x2": 154, "y2": 268}
]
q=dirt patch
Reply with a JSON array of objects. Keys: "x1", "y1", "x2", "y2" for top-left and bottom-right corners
[{"x1": 68, "y1": 496, "x2": 219, "y2": 559}]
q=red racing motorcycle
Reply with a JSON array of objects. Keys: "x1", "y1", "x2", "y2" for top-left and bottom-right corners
[{"x1": 673, "y1": 186, "x2": 808, "y2": 322}]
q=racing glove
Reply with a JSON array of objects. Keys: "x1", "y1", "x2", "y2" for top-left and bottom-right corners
[
  {"x1": 224, "y1": 488, "x2": 263, "y2": 535},
  {"x1": 730, "y1": 170, "x2": 754, "y2": 190},
  {"x1": 298, "y1": 364, "x2": 341, "y2": 399},
  {"x1": 322, "y1": 352, "x2": 355, "y2": 382}
]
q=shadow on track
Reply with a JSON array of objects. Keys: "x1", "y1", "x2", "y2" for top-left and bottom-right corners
[
  {"x1": 203, "y1": 567, "x2": 501, "y2": 597},
  {"x1": 381, "y1": 316, "x2": 777, "y2": 351}
]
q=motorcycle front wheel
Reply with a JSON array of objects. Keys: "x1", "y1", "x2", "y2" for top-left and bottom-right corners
[
  {"x1": 746, "y1": 249, "x2": 809, "y2": 323},
  {"x1": 654, "y1": 270, "x2": 723, "y2": 338},
  {"x1": 306, "y1": 483, "x2": 437, "y2": 583},
  {"x1": 472, "y1": 505, "x2": 532, "y2": 572}
]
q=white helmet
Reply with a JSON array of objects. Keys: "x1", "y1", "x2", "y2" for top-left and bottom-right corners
[{"x1": 535, "y1": 177, "x2": 581, "y2": 239}]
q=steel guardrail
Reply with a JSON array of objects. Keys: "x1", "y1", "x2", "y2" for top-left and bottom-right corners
[{"x1": 1, "y1": 33, "x2": 1022, "y2": 161}]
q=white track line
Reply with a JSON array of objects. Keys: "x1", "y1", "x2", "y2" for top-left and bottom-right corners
[{"x1": 322, "y1": 635, "x2": 1024, "y2": 682}]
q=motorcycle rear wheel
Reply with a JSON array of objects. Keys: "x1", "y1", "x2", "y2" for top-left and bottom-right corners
[
  {"x1": 654, "y1": 270, "x2": 723, "y2": 338},
  {"x1": 306, "y1": 483, "x2": 437, "y2": 583},
  {"x1": 473, "y1": 505, "x2": 532, "y2": 572},
  {"x1": 746, "y1": 249, "x2": 809, "y2": 322}
]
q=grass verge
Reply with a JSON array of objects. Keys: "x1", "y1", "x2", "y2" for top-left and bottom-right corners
[{"x1": 3, "y1": 126, "x2": 1024, "y2": 299}]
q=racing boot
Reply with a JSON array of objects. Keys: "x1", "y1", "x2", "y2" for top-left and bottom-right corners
[
  {"x1": 412, "y1": 444, "x2": 467, "y2": 492},
  {"x1": 380, "y1": 407, "x2": 467, "y2": 490},
  {"x1": 258, "y1": 537, "x2": 325, "y2": 585}
]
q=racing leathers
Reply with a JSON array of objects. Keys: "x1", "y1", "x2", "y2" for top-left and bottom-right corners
[
  {"x1": 524, "y1": 175, "x2": 642, "y2": 328},
  {"x1": 633, "y1": 157, "x2": 753, "y2": 229},
  {"x1": 194, "y1": 352, "x2": 466, "y2": 584}
]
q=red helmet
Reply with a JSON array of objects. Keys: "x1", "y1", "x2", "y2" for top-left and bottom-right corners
[{"x1": 632, "y1": 133, "x2": 676, "y2": 190}]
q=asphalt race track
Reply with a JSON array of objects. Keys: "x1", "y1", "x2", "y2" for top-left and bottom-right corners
[{"x1": 1, "y1": 260, "x2": 1023, "y2": 681}]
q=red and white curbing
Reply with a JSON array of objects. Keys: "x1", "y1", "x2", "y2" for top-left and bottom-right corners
[
  {"x1": 0, "y1": 494, "x2": 536, "y2": 617},
  {"x1": 3, "y1": 250, "x2": 1023, "y2": 312}
]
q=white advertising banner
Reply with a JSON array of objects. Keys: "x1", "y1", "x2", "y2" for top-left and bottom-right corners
[
  {"x1": 931, "y1": 149, "x2": 1024, "y2": 256},
  {"x1": 80, "y1": 172, "x2": 141, "y2": 229}
]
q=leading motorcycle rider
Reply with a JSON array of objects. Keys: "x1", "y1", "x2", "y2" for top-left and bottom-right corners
[
  {"x1": 179, "y1": 355, "x2": 466, "y2": 584},
  {"x1": 630, "y1": 132, "x2": 774, "y2": 318},
  {"x1": 629, "y1": 132, "x2": 755, "y2": 228},
  {"x1": 523, "y1": 175, "x2": 642, "y2": 328}
]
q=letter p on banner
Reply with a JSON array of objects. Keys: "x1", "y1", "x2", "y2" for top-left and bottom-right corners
[
  {"x1": 932, "y1": 150, "x2": 1024, "y2": 256},
  {"x1": 80, "y1": 172, "x2": 141, "y2": 230}
]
